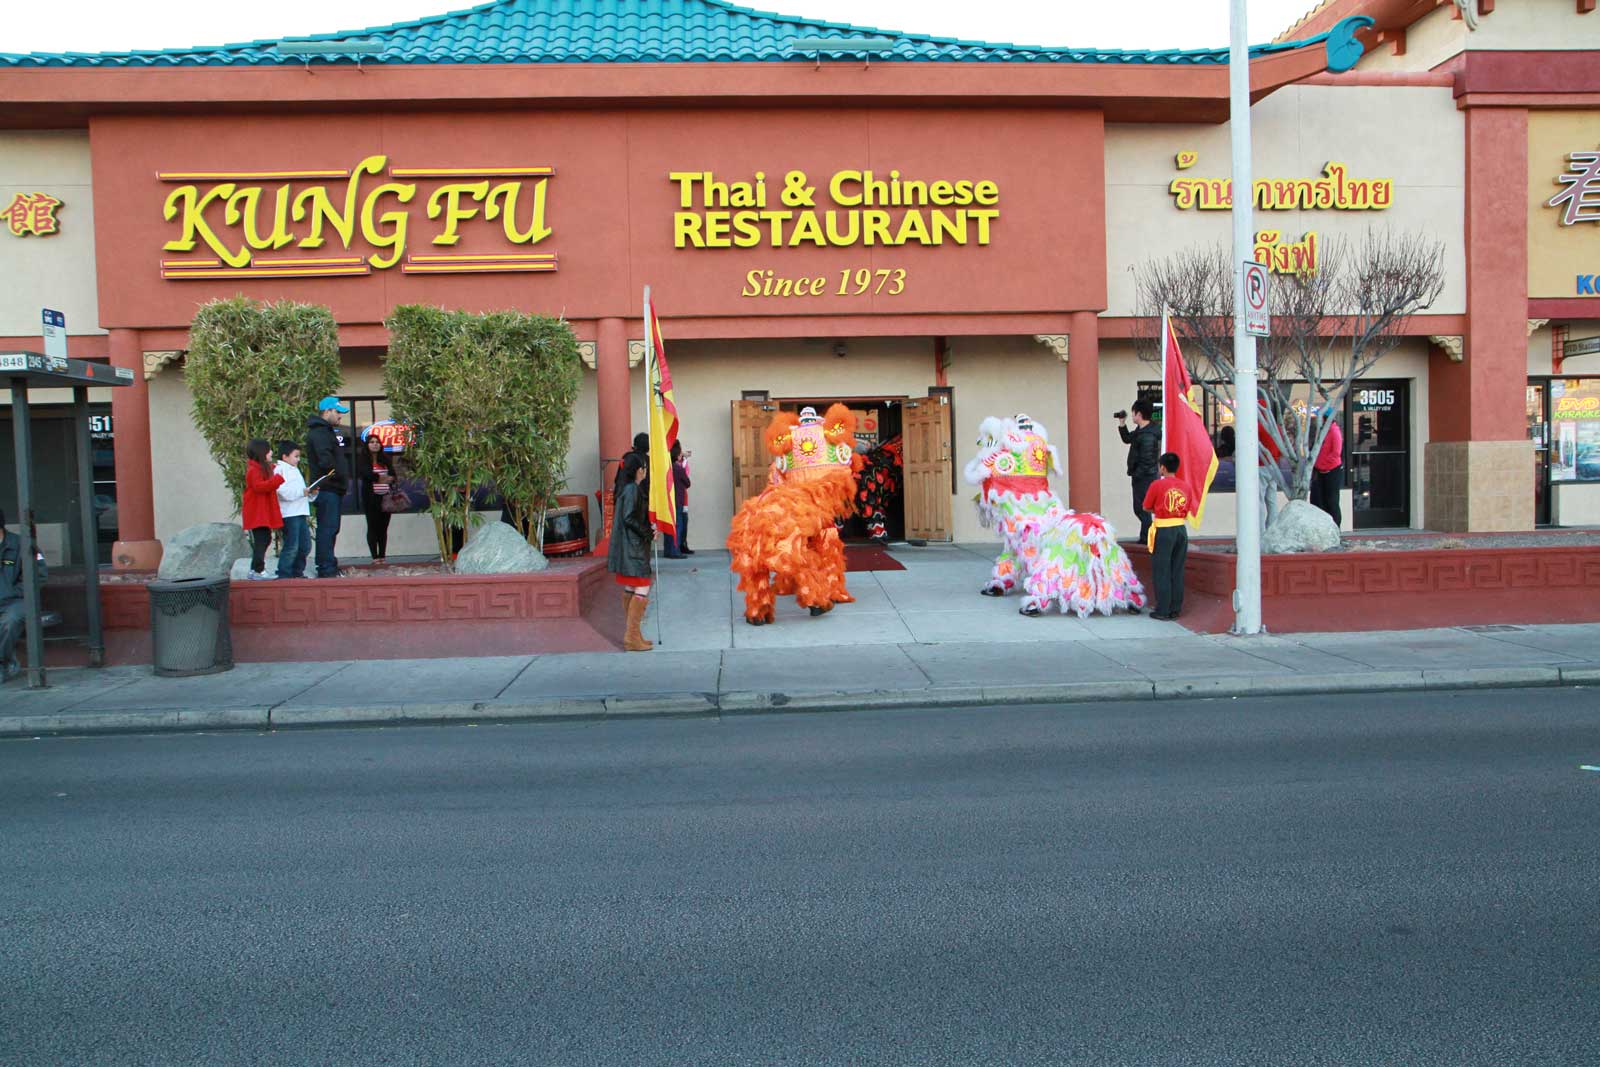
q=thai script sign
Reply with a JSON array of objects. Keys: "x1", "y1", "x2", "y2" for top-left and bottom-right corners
[
  {"x1": 670, "y1": 169, "x2": 1000, "y2": 248},
  {"x1": 1254, "y1": 230, "x2": 1318, "y2": 276},
  {"x1": 1169, "y1": 155, "x2": 1394, "y2": 212},
  {"x1": 4, "y1": 192, "x2": 62, "y2": 236},
  {"x1": 158, "y1": 156, "x2": 555, "y2": 279},
  {"x1": 1548, "y1": 147, "x2": 1600, "y2": 226}
]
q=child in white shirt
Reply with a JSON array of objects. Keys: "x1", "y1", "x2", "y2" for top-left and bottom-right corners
[{"x1": 274, "y1": 441, "x2": 315, "y2": 579}]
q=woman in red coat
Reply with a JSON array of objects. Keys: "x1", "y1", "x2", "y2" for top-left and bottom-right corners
[{"x1": 242, "y1": 438, "x2": 285, "y2": 580}]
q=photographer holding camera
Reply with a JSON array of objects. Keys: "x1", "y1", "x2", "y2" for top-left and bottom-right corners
[{"x1": 1114, "y1": 400, "x2": 1160, "y2": 545}]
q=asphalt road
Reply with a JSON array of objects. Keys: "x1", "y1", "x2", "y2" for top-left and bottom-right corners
[{"x1": 3, "y1": 690, "x2": 1597, "y2": 1066}]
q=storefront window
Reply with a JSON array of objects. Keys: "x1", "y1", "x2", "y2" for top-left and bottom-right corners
[
  {"x1": 0, "y1": 402, "x2": 117, "y2": 566},
  {"x1": 1546, "y1": 378, "x2": 1600, "y2": 482}
]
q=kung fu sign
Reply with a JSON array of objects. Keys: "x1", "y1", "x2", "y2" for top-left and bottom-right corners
[{"x1": 158, "y1": 156, "x2": 556, "y2": 279}]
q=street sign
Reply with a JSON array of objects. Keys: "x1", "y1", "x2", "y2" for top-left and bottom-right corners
[
  {"x1": 1243, "y1": 261, "x2": 1270, "y2": 337},
  {"x1": 1565, "y1": 335, "x2": 1600, "y2": 359},
  {"x1": 41, "y1": 308, "x2": 67, "y2": 366}
]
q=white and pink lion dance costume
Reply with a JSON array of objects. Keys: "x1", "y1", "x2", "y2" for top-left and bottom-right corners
[{"x1": 964, "y1": 413, "x2": 1146, "y2": 617}]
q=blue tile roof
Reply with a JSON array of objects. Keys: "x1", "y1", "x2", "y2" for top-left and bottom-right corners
[{"x1": 0, "y1": 0, "x2": 1313, "y2": 68}]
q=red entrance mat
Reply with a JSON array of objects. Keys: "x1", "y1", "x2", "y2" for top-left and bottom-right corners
[{"x1": 844, "y1": 543, "x2": 906, "y2": 572}]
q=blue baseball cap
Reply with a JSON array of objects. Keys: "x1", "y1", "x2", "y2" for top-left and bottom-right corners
[{"x1": 317, "y1": 396, "x2": 349, "y2": 413}]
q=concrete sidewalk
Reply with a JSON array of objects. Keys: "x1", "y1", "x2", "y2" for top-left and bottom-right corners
[{"x1": 5, "y1": 613, "x2": 1598, "y2": 736}]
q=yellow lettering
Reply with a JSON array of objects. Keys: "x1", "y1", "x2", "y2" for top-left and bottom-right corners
[
  {"x1": 485, "y1": 179, "x2": 552, "y2": 244},
  {"x1": 968, "y1": 209, "x2": 998, "y2": 245},
  {"x1": 931, "y1": 211, "x2": 966, "y2": 246},
  {"x1": 223, "y1": 184, "x2": 296, "y2": 252},
  {"x1": 163, "y1": 183, "x2": 250, "y2": 267},
  {"x1": 669, "y1": 172, "x2": 706, "y2": 208},
  {"x1": 893, "y1": 210, "x2": 931, "y2": 245},
  {"x1": 703, "y1": 211, "x2": 732, "y2": 248},
  {"x1": 674, "y1": 213, "x2": 704, "y2": 249},
  {"x1": 824, "y1": 210, "x2": 859, "y2": 245},
  {"x1": 361, "y1": 182, "x2": 414, "y2": 270},
  {"x1": 973, "y1": 180, "x2": 999, "y2": 206},
  {"x1": 788, "y1": 211, "x2": 826, "y2": 247},
  {"x1": 862, "y1": 210, "x2": 892, "y2": 246},
  {"x1": 731, "y1": 213, "x2": 763, "y2": 248},
  {"x1": 740, "y1": 269, "x2": 763, "y2": 297},
  {"x1": 829, "y1": 170, "x2": 863, "y2": 207},
  {"x1": 292, "y1": 155, "x2": 384, "y2": 251},
  {"x1": 427, "y1": 181, "x2": 489, "y2": 246}
]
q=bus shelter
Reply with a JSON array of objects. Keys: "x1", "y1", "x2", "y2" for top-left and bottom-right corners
[{"x1": 2, "y1": 351, "x2": 133, "y2": 687}]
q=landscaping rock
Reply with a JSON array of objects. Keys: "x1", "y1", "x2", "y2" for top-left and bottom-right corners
[
  {"x1": 454, "y1": 521, "x2": 549, "y2": 574},
  {"x1": 1262, "y1": 499, "x2": 1341, "y2": 555},
  {"x1": 229, "y1": 552, "x2": 279, "y2": 581},
  {"x1": 157, "y1": 523, "x2": 251, "y2": 579}
]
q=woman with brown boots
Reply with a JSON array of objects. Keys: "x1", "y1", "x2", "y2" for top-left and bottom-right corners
[{"x1": 606, "y1": 452, "x2": 656, "y2": 651}]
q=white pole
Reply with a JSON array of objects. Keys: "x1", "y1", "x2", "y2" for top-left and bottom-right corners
[{"x1": 1229, "y1": 0, "x2": 1263, "y2": 635}]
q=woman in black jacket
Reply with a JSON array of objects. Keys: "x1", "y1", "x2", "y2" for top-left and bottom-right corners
[
  {"x1": 606, "y1": 452, "x2": 655, "y2": 652},
  {"x1": 358, "y1": 434, "x2": 395, "y2": 564}
]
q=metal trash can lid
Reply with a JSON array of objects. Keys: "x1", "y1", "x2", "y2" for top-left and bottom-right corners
[{"x1": 148, "y1": 574, "x2": 231, "y2": 594}]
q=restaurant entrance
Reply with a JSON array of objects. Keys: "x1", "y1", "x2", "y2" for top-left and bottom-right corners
[
  {"x1": 729, "y1": 391, "x2": 953, "y2": 542},
  {"x1": 1347, "y1": 380, "x2": 1410, "y2": 529}
]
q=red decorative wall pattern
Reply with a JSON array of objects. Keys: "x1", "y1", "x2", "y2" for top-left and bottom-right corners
[
  {"x1": 98, "y1": 562, "x2": 602, "y2": 631},
  {"x1": 1141, "y1": 544, "x2": 1600, "y2": 601}
]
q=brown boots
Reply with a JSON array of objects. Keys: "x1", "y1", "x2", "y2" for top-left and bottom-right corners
[{"x1": 622, "y1": 589, "x2": 653, "y2": 652}]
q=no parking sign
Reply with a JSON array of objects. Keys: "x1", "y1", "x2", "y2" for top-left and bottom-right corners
[{"x1": 1243, "y1": 261, "x2": 1270, "y2": 338}]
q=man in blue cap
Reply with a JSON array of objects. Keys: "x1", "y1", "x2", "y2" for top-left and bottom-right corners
[{"x1": 305, "y1": 396, "x2": 354, "y2": 578}]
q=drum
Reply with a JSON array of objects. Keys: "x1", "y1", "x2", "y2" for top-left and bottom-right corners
[{"x1": 542, "y1": 499, "x2": 590, "y2": 557}]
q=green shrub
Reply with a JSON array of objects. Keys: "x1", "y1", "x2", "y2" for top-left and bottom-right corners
[
  {"x1": 383, "y1": 305, "x2": 582, "y2": 561},
  {"x1": 185, "y1": 297, "x2": 342, "y2": 509}
]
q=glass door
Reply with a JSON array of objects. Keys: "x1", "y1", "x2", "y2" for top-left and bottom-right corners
[
  {"x1": 1348, "y1": 381, "x2": 1410, "y2": 529},
  {"x1": 1527, "y1": 383, "x2": 1551, "y2": 526}
]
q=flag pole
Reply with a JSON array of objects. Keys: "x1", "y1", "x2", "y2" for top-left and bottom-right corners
[
  {"x1": 645, "y1": 285, "x2": 665, "y2": 648},
  {"x1": 1160, "y1": 306, "x2": 1170, "y2": 455}
]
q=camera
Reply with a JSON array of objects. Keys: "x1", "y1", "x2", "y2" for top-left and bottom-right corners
[{"x1": 1113, "y1": 409, "x2": 1127, "y2": 420}]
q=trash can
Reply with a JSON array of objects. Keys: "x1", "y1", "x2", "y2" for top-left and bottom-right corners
[{"x1": 148, "y1": 575, "x2": 234, "y2": 677}]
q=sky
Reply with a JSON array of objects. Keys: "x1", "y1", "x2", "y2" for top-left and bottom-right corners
[{"x1": 2, "y1": 0, "x2": 1324, "y2": 56}]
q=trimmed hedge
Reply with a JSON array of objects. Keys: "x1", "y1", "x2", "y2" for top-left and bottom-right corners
[
  {"x1": 186, "y1": 297, "x2": 342, "y2": 510},
  {"x1": 383, "y1": 305, "x2": 582, "y2": 560}
]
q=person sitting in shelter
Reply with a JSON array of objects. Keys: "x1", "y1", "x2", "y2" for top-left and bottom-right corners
[{"x1": 0, "y1": 508, "x2": 49, "y2": 683}]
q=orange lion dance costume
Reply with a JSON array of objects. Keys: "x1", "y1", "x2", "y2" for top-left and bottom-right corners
[{"x1": 727, "y1": 404, "x2": 859, "y2": 625}]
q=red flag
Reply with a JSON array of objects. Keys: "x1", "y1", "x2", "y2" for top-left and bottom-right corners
[{"x1": 1160, "y1": 311, "x2": 1218, "y2": 526}]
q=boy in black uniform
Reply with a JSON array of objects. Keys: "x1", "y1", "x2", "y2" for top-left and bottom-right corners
[{"x1": 1141, "y1": 452, "x2": 1194, "y2": 621}]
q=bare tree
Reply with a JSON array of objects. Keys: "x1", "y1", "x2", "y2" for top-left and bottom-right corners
[{"x1": 1133, "y1": 229, "x2": 1446, "y2": 528}]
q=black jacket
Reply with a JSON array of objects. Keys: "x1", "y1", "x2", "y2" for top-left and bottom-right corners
[
  {"x1": 606, "y1": 481, "x2": 654, "y2": 579},
  {"x1": 0, "y1": 528, "x2": 47, "y2": 604},
  {"x1": 305, "y1": 416, "x2": 354, "y2": 495},
  {"x1": 1120, "y1": 422, "x2": 1160, "y2": 482}
]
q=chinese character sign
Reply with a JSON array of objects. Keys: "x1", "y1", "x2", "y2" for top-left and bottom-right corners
[
  {"x1": 4, "y1": 192, "x2": 63, "y2": 237},
  {"x1": 1548, "y1": 148, "x2": 1600, "y2": 227}
]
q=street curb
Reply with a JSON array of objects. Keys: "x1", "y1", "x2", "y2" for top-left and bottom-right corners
[
  {"x1": 0, "y1": 665, "x2": 1588, "y2": 737},
  {"x1": 1153, "y1": 671, "x2": 1428, "y2": 700}
]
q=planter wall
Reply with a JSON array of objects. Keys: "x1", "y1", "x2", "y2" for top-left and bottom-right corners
[{"x1": 95, "y1": 559, "x2": 607, "y2": 631}]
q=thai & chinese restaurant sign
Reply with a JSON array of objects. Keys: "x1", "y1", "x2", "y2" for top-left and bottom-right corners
[{"x1": 93, "y1": 109, "x2": 1104, "y2": 327}]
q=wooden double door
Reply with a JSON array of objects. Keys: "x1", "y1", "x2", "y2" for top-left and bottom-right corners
[{"x1": 730, "y1": 392, "x2": 953, "y2": 541}]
